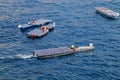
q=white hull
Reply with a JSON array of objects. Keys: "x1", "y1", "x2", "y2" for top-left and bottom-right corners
[
  {"x1": 75, "y1": 43, "x2": 94, "y2": 52},
  {"x1": 95, "y1": 7, "x2": 119, "y2": 18}
]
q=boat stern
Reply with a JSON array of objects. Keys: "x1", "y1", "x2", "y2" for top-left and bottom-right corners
[{"x1": 89, "y1": 43, "x2": 94, "y2": 50}]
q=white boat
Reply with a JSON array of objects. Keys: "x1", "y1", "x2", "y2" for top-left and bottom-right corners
[
  {"x1": 95, "y1": 7, "x2": 119, "y2": 18},
  {"x1": 34, "y1": 43, "x2": 94, "y2": 59}
]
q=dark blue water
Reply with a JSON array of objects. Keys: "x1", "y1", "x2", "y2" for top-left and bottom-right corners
[{"x1": 0, "y1": 0, "x2": 120, "y2": 80}]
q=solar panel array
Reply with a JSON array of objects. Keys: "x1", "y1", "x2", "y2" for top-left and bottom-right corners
[
  {"x1": 34, "y1": 46, "x2": 73, "y2": 56},
  {"x1": 35, "y1": 19, "x2": 52, "y2": 25},
  {"x1": 27, "y1": 29, "x2": 48, "y2": 37}
]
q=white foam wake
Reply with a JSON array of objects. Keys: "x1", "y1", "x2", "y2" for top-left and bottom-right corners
[
  {"x1": 0, "y1": 54, "x2": 36, "y2": 60},
  {"x1": 15, "y1": 54, "x2": 35, "y2": 59}
]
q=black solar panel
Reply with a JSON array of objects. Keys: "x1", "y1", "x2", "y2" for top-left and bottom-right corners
[{"x1": 34, "y1": 46, "x2": 73, "y2": 56}]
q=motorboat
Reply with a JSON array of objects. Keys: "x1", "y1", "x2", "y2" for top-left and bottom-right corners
[{"x1": 95, "y1": 7, "x2": 119, "y2": 18}]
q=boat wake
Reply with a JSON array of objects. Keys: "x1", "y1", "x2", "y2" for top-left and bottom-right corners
[
  {"x1": 0, "y1": 54, "x2": 36, "y2": 60},
  {"x1": 15, "y1": 54, "x2": 36, "y2": 59}
]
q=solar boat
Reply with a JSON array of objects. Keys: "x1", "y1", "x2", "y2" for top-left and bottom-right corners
[
  {"x1": 34, "y1": 43, "x2": 94, "y2": 59},
  {"x1": 27, "y1": 22, "x2": 55, "y2": 38},
  {"x1": 18, "y1": 19, "x2": 52, "y2": 31}
]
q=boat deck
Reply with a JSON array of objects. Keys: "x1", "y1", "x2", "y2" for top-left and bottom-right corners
[
  {"x1": 34, "y1": 46, "x2": 74, "y2": 58},
  {"x1": 27, "y1": 28, "x2": 48, "y2": 37},
  {"x1": 32, "y1": 19, "x2": 52, "y2": 25},
  {"x1": 27, "y1": 22, "x2": 55, "y2": 38}
]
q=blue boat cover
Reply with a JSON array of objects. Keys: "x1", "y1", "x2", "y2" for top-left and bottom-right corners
[
  {"x1": 27, "y1": 28, "x2": 48, "y2": 37},
  {"x1": 34, "y1": 46, "x2": 73, "y2": 56}
]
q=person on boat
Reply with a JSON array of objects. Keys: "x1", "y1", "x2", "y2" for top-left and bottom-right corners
[
  {"x1": 31, "y1": 33, "x2": 36, "y2": 38},
  {"x1": 30, "y1": 20, "x2": 36, "y2": 25},
  {"x1": 41, "y1": 26, "x2": 48, "y2": 32},
  {"x1": 71, "y1": 45, "x2": 75, "y2": 51}
]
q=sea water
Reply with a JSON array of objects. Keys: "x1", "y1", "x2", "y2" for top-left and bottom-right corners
[{"x1": 0, "y1": 0, "x2": 120, "y2": 80}]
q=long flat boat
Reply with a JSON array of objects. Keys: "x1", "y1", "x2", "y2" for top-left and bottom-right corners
[
  {"x1": 34, "y1": 43, "x2": 94, "y2": 59},
  {"x1": 95, "y1": 7, "x2": 119, "y2": 19},
  {"x1": 27, "y1": 22, "x2": 55, "y2": 38},
  {"x1": 18, "y1": 19, "x2": 52, "y2": 31}
]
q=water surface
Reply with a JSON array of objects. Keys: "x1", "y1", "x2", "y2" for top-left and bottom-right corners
[{"x1": 0, "y1": 0, "x2": 120, "y2": 80}]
